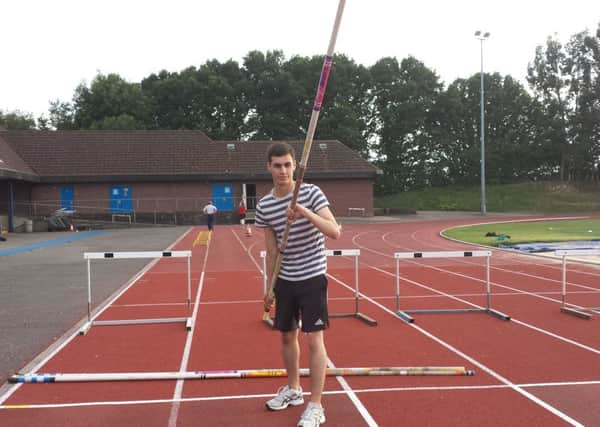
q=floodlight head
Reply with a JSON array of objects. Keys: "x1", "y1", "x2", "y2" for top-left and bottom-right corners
[
  {"x1": 484, "y1": 32, "x2": 490, "y2": 38},
  {"x1": 474, "y1": 30, "x2": 481, "y2": 36}
]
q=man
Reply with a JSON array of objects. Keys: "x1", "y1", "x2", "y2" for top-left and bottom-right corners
[
  {"x1": 255, "y1": 142, "x2": 341, "y2": 427},
  {"x1": 238, "y1": 199, "x2": 247, "y2": 226},
  {"x1": 202, "y1": 201, "x2": 217, "y2": 231}
]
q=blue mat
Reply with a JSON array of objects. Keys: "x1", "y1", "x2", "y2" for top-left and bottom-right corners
[
  {"x1": 500, "y1": 240, "x2": 600, "y2": 253},
  {"x1": 0, "y1": 231, "x2": 110, "y2": 257}
]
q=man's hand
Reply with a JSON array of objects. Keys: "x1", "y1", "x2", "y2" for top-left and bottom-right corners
[
  {"x1": 286, "y1": 203, "x2": 307, "y2": 224},
  {"x1": 264, "y1": 293, "x2": 275, "y2": 312}
]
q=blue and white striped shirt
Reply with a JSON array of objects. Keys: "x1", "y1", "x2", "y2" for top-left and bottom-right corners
[{"x1": 255, "y1": 183, "x2": 329, "y2": 281}]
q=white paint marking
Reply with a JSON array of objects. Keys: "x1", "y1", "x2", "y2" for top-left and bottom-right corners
[{"x1": 168, "y1": 232, "x2": 212, "y2": 427}]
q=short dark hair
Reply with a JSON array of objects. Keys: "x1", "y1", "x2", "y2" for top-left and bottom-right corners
[{"x1": 267, "y1": 142, "x2": 296, "y2": 163}]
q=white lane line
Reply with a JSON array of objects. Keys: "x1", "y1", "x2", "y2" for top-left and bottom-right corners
[
  {"x1": 353, "y1": 232, "x2": 600, "y2": 355},
  {"x1": 0, "y1": 227, "x2": 194, "y2": 405},
  {"x1": 239, "y1": 228, "x2": 378, "y2": 426},
  {"x1": 168, "y1": 234, "x2": 212, "y2": 427},
  {"x1": 327, "y1": 357, "x2": 378, "y2": 427},
  {"x1": 327, "y1": 264, "x2": 585, "y2": 427},
  {"x1": 3, "y1": 380, "x2": 599, "y2": 410}
]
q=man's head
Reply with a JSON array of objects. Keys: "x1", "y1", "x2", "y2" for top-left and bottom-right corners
[
  {"x1": 267, "y1": 142, "x2": 296, "y2": 163},
  {"x1": 267, "y1": 142, "x2": 296, "y2": 187}
]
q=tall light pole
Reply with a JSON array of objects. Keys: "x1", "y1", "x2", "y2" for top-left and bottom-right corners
[{"x1": 475, "y1": 30, "x2": 490, "y2": 215}]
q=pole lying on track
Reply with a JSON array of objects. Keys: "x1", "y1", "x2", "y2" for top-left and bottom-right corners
[
  {"x1": 263, "y1": 0, "x2": 346, "y2": 323},
  {"x1": 10, "y1": 366, "x2": 474, "y2": 383}
]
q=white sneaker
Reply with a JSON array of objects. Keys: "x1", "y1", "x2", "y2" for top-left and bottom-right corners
[
  {"x1": 265, "y1": 385, "x2": 304, "y2": 411},
  {"x1": 298, "y1": 402, "x2": 326, "y2": 426}
]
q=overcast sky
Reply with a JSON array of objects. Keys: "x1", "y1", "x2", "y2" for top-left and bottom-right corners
[{"x1": 2, "y1": 0, "x2": 599, "y2": 119}]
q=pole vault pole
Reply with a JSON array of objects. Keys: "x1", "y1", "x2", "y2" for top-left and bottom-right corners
[
  {"x1": 10, "y1": 367, "x2": 474, "y2": 383},
  {"x1": 263, "y1": 0, "x2": 346, "y2": 322}
]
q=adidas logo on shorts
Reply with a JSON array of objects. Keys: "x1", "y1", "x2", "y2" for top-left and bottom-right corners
[{"x1": 314, "y1": 318, "x2": 324, "y2": 326}]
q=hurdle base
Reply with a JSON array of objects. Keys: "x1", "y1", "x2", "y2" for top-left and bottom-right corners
[
  {"x1": 330, "y1": 312, "x2": 377, "y2": 326},
  {"x1": 80, "y1": 317, "x2": 192, "y2": 335},
  {"x1": 79, "y1": 322, "x2": 92, "y2": 336},
  {"x1": 396, "y1": 311, "x2": 415, "y2": 323},
  {"x1": 263, "y1": 316, "x2": 274, "y2": 328},
  {"x1": 396, "y1": 308, "x2": 510, "y2": 323},
  {"x1": 486, "y1": 308, "x2": 511, "y2": 321},
  {"x1": 560, "y1": 306, "x2": 592, "y2": 320}
]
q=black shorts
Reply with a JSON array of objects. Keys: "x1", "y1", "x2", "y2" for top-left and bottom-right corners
[{"x1": 274, "y1": 274, "x2": 329, "y2": 333}]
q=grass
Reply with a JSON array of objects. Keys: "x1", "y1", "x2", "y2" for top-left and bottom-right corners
[
  {"x1": 375, "y1": 181, "x2": 600, "y2": 213},
  {"x1": 443, "y1": 219, "x2": 600, "y2": 247}
]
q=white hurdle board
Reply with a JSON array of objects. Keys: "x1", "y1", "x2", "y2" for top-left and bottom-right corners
[
  {"x1": 555, "y1": 249, "x2": 600, "y2": 320},
  {"x1": 260, "y1": 249, "x2": 376, "y2": 327},
  {"x1": 393, "y1": 250, "x2": 510, "y2": 323},
  {"x1": 79, "y1": 250, "x2": 193, "y2": 335}
]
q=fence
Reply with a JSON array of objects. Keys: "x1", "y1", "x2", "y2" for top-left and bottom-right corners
[{"x1": 1, "y1": 197, "x2": 255, "y2": 228}]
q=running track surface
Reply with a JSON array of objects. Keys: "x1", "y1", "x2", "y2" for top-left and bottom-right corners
[{"x1": 1, "y1": 217, "x2": 599, "y2": 426}]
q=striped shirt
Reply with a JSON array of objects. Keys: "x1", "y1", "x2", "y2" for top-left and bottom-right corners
[{"x1": 255, "y1": 183, "x2": 329, "y2": 281}]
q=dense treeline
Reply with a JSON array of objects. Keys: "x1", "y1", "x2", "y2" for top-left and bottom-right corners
[{"x1": 2, "y1": 25, "x2": 599, "y2": 194}]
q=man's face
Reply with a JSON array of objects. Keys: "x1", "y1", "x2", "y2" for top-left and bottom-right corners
[{"x1": 268, "y1": 154, "x2": 296, "y2": 186}]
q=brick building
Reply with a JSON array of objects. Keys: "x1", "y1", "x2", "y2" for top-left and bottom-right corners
[{"x1": 0, "y1": 130, "x2": 379, "y2": 230}]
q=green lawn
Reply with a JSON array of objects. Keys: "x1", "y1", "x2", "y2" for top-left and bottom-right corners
[
  {"x1": 443, "y1": 219, "x2": 600, "y2": 246},
  {"x1": 375, "y1": 181, "x2": 600, "y2": 213}
]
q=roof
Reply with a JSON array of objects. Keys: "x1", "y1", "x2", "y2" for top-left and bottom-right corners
[
  {"x1": 0, "y1": 130, "x2": 378, "y2": 183},
  {"x1": 0, "y1": 133, "x2": 39, "y2": 181}
]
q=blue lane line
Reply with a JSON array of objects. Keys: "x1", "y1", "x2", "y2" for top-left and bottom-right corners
[{"x1": 0, "y1": 231, "x2": 110, "y2": 257}]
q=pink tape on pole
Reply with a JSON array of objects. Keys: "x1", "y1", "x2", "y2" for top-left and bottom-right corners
[{"x1": 313, "y1": 55, "x2": 334, "y2": 111}]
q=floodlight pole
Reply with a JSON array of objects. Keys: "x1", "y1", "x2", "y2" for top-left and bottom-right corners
[{"x1": 475, "y1": 30, "x2": 490, "y2": 215}]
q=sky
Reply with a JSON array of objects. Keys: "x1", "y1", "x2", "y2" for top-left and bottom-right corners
[{"x1": 2, "y1": 0, "x2": 599, "y2": 120}]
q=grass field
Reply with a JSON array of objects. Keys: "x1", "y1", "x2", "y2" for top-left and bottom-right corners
[
  {"x1": 375, "y1": 181, "x2": 600, "y2": 213},
  {"x1": 443, "y1": 219, "x2": 600, "y2": 246}
]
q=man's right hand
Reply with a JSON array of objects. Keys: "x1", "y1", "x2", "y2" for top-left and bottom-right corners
[{"x1": 264, "y1": 294, "x2": 275, "y2": 312}]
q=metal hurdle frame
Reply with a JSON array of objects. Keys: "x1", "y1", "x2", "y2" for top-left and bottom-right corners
[
  {"x1": 260, "y1": 249, "x2": 377, "y2": 328},
  {"x1": 79, "y1": 251, "x2": 193, "y2": 335},
  {"x1": 394, "y1": 250, "x2": 510, "y2": 323},
  {"x1": 556, "y1": 249, "x2": 600, "y2": 320}
]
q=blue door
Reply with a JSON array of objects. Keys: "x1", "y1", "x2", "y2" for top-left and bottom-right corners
[
  {"x1": 211, "y1": 183, "x2": 233, "y2": 211},
  {"x1": 110, "y1": 185, "x2": 132, "y2": 213},
  {"x1": 60, "y1": 186, "x2": 74, "y2": 210}
]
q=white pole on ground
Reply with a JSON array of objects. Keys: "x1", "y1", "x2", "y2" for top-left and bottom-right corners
[
  {"x1": 86, "y1": 258, "x2": 92, "y2": 322},
  {"x1": 395, "y1": 258, "x2": 400, "y2": 311},
  {"x1": 486, "y1": 256, "x2": 491, "y2": 310},
  {"x1": 561, "y1": 255, "x2": 567, "y2": 306},
  {"x1": 187, "y1": 256, "x2": 192, "y2": 309},
  {"x1": 354, "y1": 253, "x2": 359, "y2": 313}
]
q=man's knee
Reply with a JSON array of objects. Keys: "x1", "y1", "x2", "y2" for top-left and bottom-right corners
[
  {"x1": 305, "y1": 331, "x2": 325, "y2": 352},
  {"x1": 280, "y1": 330, "x2": 298, "y2": 346}
]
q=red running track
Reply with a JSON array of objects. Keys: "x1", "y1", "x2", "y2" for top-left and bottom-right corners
[{"x1": 1, "y1": 217, "x2": 599, "y2": 426}]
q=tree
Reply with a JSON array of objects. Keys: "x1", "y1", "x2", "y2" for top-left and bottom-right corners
[
  {"x1": 72, "y1": 73, "x2": 151, "y2": 129},
  {"x1": 0, "y1": 110, "x2": 36, "y2": 130},
  {"x1": 48, "y1": 100, "x2": 77, "y2": 130},
  {"x1": 527, "y1": 35, "x2": 573, "y2": 181},
  {"x1": 242, "y1": 50, "x2": 306, "y2": 140},
  {"x1": 307, "y1": 55, "x2": 374, "y2": 157},
  {"x1": 563, "y1": 27, "x2": 600, "y2": 181},
  {"x1": 370, "y1": 56, "x2": 443, "y2": 194},
  {"x1": 142, "y1": 60, "x2": 249, "y2": 139}
]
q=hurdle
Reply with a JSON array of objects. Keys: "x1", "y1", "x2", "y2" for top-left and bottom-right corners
[
  {"x1": 260, "y1": 249, "x2": 377, "y2": 327},
  {"x1": 556, "y1": 249, "x2": 600, "y2": 320},
  {"x1": 79, "y1": 251, "x2": 193, "y2": 335},
  {"x1": 394, "y1": 251, "x2": 510, "y2": 323}
]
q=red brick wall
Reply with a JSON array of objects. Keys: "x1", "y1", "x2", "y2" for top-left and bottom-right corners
[{"x1": 24, "y1": 178, "x2": 373, "y2": 220}]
